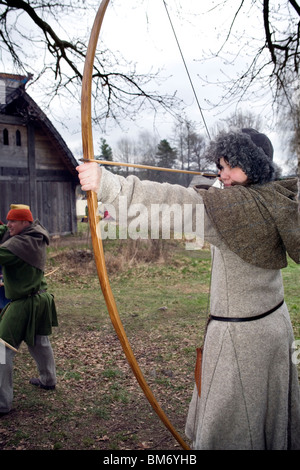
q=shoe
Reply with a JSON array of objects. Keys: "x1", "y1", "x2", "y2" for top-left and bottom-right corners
[{"x1": 29, "y1": 378, "x2": 55, "y2": 390}]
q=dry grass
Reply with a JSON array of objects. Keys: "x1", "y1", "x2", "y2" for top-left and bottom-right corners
[
  {"x1": 0, "y1": 230, "x2": 299, "y2": 451},
  {"x1": 0, "y1": 235, "x2": 210, "y2": 450}
]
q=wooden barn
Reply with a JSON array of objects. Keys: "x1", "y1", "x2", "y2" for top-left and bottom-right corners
[{"x1": 0, "y1": 73, "x2": 79, "y2": 235}]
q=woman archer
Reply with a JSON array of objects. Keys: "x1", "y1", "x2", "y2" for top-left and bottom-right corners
[{"x1": 77, "y1": 128, "x2": 300, "y2": 450}]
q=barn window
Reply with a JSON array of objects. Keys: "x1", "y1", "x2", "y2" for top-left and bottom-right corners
[
  {"x1": 16, "y1": 130, "x2": 21, "y2": 146},
  {"x1": 3, "y1": 128, "x2": 9, "y2": 145}
]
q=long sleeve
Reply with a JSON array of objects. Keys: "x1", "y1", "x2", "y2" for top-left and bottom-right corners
[{"x1": 96, "y1": 168, "x2": 221, "y2": 248}]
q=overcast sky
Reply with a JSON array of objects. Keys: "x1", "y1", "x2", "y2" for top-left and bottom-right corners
[{"x1": 25, "y1": 0, "x2": 289, "y2": 172}]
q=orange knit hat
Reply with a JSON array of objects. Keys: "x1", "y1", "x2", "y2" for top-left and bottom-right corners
[{"x1": 6, "y1": 204, "x2": 33, "y2": 222}]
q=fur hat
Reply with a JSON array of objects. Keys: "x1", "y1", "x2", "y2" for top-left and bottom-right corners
[
  {"x1": 207, "y1": 128, "x2": 275, "y2": 184},
  {"x1": 6, "y1": 204, "x2": 33, "y2": 222}
]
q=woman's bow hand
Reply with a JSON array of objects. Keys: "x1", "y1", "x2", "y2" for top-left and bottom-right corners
[{"x1": 76, "y1": 162, "x2": 102, "y2": 193}]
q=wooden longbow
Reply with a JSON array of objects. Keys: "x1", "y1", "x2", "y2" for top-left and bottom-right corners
[{"x1": 81, "y1": 0, "x2": 190, "y2": 450}]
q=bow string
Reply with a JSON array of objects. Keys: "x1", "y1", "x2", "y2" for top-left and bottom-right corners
[{"x1": 81, "y1": 0, "x2": 190, "y2": 450}]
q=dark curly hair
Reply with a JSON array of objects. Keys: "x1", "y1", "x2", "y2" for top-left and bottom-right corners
[{"x1": 206, "y1": 128, "x2": 275, "y2": 185}]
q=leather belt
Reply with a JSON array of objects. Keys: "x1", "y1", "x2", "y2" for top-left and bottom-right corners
[
  {"x1": 11, "y1": 289, "x2": 47, "y2": 302},
  {"x1": 27, "y1": 289, "x2": 47, "y2": 297},
  {"x1": 210, "y1": 299, "x2": 284, "y2": 323}
]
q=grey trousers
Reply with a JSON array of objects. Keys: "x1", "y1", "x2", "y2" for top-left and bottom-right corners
[{"x1": 0, "y1": 335, "x2": 56, "y2": 413}]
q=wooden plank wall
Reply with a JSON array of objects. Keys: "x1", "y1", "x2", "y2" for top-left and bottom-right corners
[
  {"x1": 0, "y1": 180, "x2": 30, "y2": 222},
  {"x1": 0, "y1": 179, "x2": 76, "y2": 235},
  {"x1": 0, "y1": 120, "x2": 77, "y2": 235},
  {"x1": 36, "y1": 180, "x2": 76, "y2": 235}
]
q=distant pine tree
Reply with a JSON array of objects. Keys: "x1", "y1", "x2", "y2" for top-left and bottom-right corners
[{"x1": 155, "y1": 139, "x2": 177, "y2": 183}]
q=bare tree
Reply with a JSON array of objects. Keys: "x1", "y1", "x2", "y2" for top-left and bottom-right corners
[
  {"x1": 136, "y1": 131, "x2": 158, "y2": 164},
  {"x1": 213, "y1": 110, "x2": 264, "y2": 135},
  {"x1": 114, "y1": 137, "x2": 137, "y2": 175},
  {"x1": 200, "y1": 1, "x2": 299, "y2": 108},
  {"x1": 278, "y1": 85, "x2": 300, "y2": 176},
  {"x1": 173, "y1": 118, "x2": 208, "y2": 170},
  {"x1": 1, "y1": 0, "x2": 299, "y2": 158},
  {"x1": 0, "y1": 0, "x2": 182, "y2": 130},
  {"x1": 262, "y1": 0, "x2": 299, "y2": 101}
]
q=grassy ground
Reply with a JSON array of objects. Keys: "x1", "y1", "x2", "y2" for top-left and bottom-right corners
[{"x1": 0, "y1": 227, "x2": 299, "y2": 451}]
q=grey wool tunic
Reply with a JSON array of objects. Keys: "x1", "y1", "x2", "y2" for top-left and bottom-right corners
[
  {"x1": 97, "y1": 168, "x2": 300, "y2": 450},
  {"x1": 185, "y1": 244, "x2": 300, "y2": 449}
]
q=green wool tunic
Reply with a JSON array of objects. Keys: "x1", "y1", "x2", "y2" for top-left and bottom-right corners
[{"x1": 0, "y1": 225, "x2": 58, "y2": 348}]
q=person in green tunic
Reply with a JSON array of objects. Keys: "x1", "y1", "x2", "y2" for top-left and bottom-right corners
[{"x1": 0, "y1": 204, "x2": 58, "y2": 416}]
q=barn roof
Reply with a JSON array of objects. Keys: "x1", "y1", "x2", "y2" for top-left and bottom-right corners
[{"x1": 0, "y1": 73, "x2": 78, "y2": 178}]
